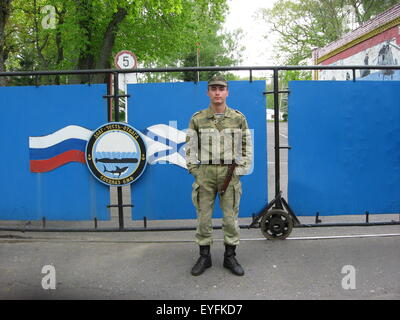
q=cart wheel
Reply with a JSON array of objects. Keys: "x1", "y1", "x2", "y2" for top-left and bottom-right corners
[{"x1": 260, "y1": 209, "x2": 293, "y2": 240}]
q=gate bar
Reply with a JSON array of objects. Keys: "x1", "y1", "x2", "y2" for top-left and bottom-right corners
[
  {"x1": 1, "y1": 65, "x2": 400, "y2": 78},
  {"x1": 0, "y1": 220, "x2": 399, "y2": 232}
]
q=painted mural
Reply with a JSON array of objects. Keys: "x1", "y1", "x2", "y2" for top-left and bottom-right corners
[
  {"x1": 314, "y1": 5, "x2": 400, "y2": 81},
  {"x1": 318, "y1": 37, "x2": 400, "y2": 81}
]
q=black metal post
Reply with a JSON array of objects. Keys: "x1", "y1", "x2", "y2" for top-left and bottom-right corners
[
  {"x1": 315, "y1": 212, "x2": 322, "y2": 224},
  {"x1": 113, "y1": 72, "x2": 120, "y2": 122},
  {"x1": 107, "y1": 74, "x2": 113, "y2": 121},
  {"x1": 273, "y1": 68, "x2": 281, "y2": 202},
  {"x1": 117, "y1": 187, "x2": 124, "y2": 230},
  {"x1": 113, "y1": 72, "x2": 124, "y2": 230}
]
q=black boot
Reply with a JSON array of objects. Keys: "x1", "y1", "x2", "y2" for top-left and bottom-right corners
[
  {"x1": 191, "y1": 245, "x2": 212, "y2": 276},
  {"x1": 223, "y1": 244, "x2": 244, "y2": 276}
]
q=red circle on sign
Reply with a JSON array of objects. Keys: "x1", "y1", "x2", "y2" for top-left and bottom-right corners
[{"x1": 114, "y1": 50, "x2": 137, "y2": 70}]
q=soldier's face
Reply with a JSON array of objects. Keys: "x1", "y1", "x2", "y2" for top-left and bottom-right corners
[{"x1": 208, "y1": 85, "x2": 229, "y2": 105}]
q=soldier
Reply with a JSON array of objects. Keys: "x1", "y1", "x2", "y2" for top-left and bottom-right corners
[{"x1": 185, "y1": 75, "x2": 253, "y2": 276}]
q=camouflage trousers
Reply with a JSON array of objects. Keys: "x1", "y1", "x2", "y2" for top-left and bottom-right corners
[{"x1": 191, "y1": 164, "x2": 242, "y2": 246}]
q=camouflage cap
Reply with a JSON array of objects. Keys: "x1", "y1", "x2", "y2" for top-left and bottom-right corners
[{"x1": 208, "y1": 75, "x2": 228, "y2": 87}]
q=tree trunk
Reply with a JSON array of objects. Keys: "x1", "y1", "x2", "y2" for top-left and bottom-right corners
[
  {"x1": 69, "y1": 0, "x2": 96, "y2": 84},
  {"x1": 70, "y1": 5, "x2": 127, "y2": 84},
  {"x1": 0, "y1": 0, "x2": 12, "y2": 86},
  {"x1": 92, "y1": 7, "x2": 127, "y2": 84},
  {"x1": 54, "y1": 6, "x2": 66, "y2": 85}
]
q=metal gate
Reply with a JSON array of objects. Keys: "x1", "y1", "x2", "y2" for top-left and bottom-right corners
[{"x1": 0, "y1": 65, "x2": 399, "y2": 238}]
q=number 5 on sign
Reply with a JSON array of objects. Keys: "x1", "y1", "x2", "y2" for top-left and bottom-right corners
[{"x1": 114, "y1": 50, "x2": 137, "y2": 70}]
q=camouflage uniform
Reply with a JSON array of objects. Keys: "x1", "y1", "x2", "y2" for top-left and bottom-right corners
[{"x1": 186, "y1": 105, "x2": 253, "y2": 246}]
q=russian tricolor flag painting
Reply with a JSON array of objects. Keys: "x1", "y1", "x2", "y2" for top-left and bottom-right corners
[{"x1": 29, "y1": 125, "x2": 92, "y2": 173}]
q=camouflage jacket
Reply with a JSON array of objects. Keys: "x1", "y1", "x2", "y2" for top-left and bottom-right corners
[{"x1": 185, "y1": 106, "x2": 253, "y2": 176}]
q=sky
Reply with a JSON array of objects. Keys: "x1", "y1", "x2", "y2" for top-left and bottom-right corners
[{"x1": 224, "y1": 0, "x2": 278, "y2": 67}]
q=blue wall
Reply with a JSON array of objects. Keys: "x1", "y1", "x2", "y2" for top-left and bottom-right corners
[
  {"x1": 288, "y1": 81, "x2": 400, "y2": 216},
  {"x1": 2, "y1": 80, "x2": 397, "y2": 221},
  {"x1": 0, "y1": 84, "x2": 110, "y2": 220}
]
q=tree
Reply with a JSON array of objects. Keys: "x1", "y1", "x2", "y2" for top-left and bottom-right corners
[
  {"x1": 180, "y1": 28, "x2": 243, "y2": 82},
  {"x1": 132, "y1": 0, "x2": 243, "y2": 83},
  {"x1": 178, "y1": 0, "x2": 243, "y2": 82},
  {"x1": 2, "y1": 0, "x2": 238, "y2": 85},
  {"x1": 0, "y1": 0, "x2": 12, "y2": 85}
]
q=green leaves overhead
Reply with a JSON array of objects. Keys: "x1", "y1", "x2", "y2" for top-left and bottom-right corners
[{"x1": 2, "y1": 0, "x2": 240, "y2": 84}]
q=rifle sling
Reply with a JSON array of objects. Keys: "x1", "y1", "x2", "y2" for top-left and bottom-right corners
[{"x1": 219, "y1": 163, "x2": 237, "y2": 196}]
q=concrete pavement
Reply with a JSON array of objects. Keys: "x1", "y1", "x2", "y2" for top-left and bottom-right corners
[{"x1": 0, "y1": 215, "x2": 399, "y2": 300}]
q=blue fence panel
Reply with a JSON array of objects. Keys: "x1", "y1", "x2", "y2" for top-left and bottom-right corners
[
  {"x1": 0, "y1": 84, "x2": 110, "y2": 220},
  {"x1": 288, "y1": 81, "x2": 400, "y2": 216},
  {"x1": 127, "y1": 81, "x2": 267, "y2": 220}
]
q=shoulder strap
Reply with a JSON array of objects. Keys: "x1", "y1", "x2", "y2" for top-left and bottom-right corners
[{"x1": 234, "y1": 109, "x2": 245, "y2": 117}]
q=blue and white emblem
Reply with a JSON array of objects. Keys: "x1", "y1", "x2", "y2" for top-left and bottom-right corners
[{"x1": 86, "y1": 122, "x2": 147, "y2": 186}]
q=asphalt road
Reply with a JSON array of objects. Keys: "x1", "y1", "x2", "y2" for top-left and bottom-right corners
[{"x1": 0, "y1": 217, "x2": 399, "y2": 300}]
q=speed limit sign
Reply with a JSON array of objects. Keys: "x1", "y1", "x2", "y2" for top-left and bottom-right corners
[{"x1": 114, "y1": 50, "x2": 137, "y2": 70}]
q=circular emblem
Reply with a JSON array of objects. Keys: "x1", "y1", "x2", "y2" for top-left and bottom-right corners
[{"x1": 86, "y1": 122, "x2": 147, "y2": 186}]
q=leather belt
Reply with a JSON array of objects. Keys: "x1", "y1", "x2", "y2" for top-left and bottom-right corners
[{"x1": 202, "y1": 160, "x2": 234, "y2": 165}]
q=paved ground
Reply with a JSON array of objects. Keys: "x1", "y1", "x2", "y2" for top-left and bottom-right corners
[{"x1": 0, "y1": 215, "x2": 399, "y2": 300}]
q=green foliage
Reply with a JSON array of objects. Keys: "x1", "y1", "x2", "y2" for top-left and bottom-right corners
[
  {"x1": 281, "y1": 70, "x2": 312, "y2": 83},
  {"x1": 180, "y1": 27, "x2": 244, "y2": 82},
  {"x1": 2, "y1": 0, "x2": 241, "y2": 85}
]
